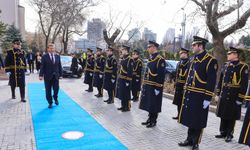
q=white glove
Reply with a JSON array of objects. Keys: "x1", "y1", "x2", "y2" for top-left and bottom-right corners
[
  {"x1": 236, "y1": 100, "x2": 242, "y2": 105},
  {"x1": 6, "y1": 72, "x2": 11, "y2": 77},
  {"x1": 89, "y1": 73, "x2": 92, "y2": 76},
  {"x1": 99, "y1": 75, "x2": 103, "y2": 78},
  {"x1": 154, "y1": 89, "x2": 160, "y2": 96},
  {"x1": 125, "y1": 82, "x2": 129, "y2": 87},
  {"x1": 136, "y1": 79, "x2": 139, "y2": 82},
  {"x1": 214, "y1": 96, "x2": 219, "y2": 102},
  {"x1": 111, "y1": 79, "x2": 115, "y2": 83},
  {"x1": 203, "y1": 100, "x2": 210, "y2": 109}
]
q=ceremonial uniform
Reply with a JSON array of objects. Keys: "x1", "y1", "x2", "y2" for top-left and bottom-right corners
[
  {"x1": 139, "y1": 51, "x2": 166, "y2": 126},
  {"x1": 84, "y1": 52, "x2": 95, "y2": 92},
  {"x1": 103, "y1": 54, "x2": 117, "y2": 103},
  {"x1": 178, "y1": 36, "x2": 217, "y2": 149},
  {"x1": 239, "y1": 90, "x2": 250, "y2": 146},
  {"x1": 93, "y1": 53, "x2": 106, "y2": 97},
  {"x1": 5, "y1": 44, "x2": 27, "y2": 101},
  {"x1": 173, "y1": 58, "x2": 189, "y2": 118},
  {"x1": 215, "y1": 47, "x2": 249, "y2": 142},
  {"x1": 116, "y1": 54, "x2": 134, "y2": 111},
  {"x1": 131, "y1": 57, "x2": 143, "y2": 102}
]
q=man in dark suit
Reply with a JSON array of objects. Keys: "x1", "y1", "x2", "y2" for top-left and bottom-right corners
[
  {"x1": 5, "y1": 39, "x2": 27, "y2": 102},
  {"x1": 39, "y1": 43, "x2": 62, "y2": 108},
  {"x1": 70, "y1": 53, "x2": 78, "y2": 76},
  {"x1": 26, "y1": 50, "x2": 35, "y2": 73}
]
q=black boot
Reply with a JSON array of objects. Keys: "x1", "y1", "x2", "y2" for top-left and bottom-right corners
[
  {"x1": 178, "y1": 140, "x2": 192, "y2": 146},
  {"x1": 190, "y1": 144, "x2": 199, "y2": 150},
  {"x1": 141, "y1": 118, "x2": 150, "y2": 125},
  {"x1": 146, "y1": 122, "x2": 156, "y2": 128}
]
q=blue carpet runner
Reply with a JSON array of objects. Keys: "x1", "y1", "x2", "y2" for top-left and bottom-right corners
[{"x1": 28, "y1": 83, "x2": 127, "y2": 150}]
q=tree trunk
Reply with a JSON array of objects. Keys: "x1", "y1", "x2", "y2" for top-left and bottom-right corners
[{"x1": 212, "y1": 36, "x2": 226, "y2": 80}]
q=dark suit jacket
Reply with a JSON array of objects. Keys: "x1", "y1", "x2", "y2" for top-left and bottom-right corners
[
  {"x1": 26, "y1": 52, "x2": 36, "y2": 62},
  {"x1": 39, "y1": 53, "x2": 62, "y2": 81}
]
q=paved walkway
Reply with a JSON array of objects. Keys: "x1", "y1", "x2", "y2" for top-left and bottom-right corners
[{"x1": 0, "y1": 74, "x2": 249, "y2": 150}]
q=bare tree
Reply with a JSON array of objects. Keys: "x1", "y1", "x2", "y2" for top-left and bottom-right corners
[
  {"x1": 60, "y1": 0, "x2": 98, "y2": 54},
  {"x1": 190, "y1": 0, "x2": 250, "y2": 67}
]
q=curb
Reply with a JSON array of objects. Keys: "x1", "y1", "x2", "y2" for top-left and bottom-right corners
[{"x1": 163, "y1": 92, "x2": 245, "y2": 121}]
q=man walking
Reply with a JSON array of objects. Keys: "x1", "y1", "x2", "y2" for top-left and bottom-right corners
[
  {"x1": 5, "y1": 39, "x2": 27, "y2": 102},
  {"x1": 39, "y1": 43, "x2": 62, "y2": 108}
]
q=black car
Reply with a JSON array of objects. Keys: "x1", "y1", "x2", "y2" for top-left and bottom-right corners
[
  {"x1": 61, "y1": 55, "x2": 83, "y2": 78},
  {"x1": 165, "y1": 60, "x2": 179, "y2": 82}
]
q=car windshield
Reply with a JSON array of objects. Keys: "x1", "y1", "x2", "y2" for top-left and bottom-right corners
[
  {"x1": 166, "y1": 60, "x2": 179, "y2": 68},
  {"x1": 61, "y1": 56, "x2": 72, "y2": 64}
]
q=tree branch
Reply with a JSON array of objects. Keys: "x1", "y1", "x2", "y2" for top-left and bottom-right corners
[
  {"x1": 191, "y1": 0, "x2": 206, "y2": 12},
  {"x1": 222, "y1": 8, "x2": 250, "y2": 37},
  {"x1": 216, "y1": 0, "x2": 243, "y2": 19}
]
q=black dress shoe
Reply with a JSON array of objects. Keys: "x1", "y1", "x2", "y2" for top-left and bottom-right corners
[
  {"x1": 96, "y1": 94, "x2": 103, "y2": 98},
  {"x1": 121, "y1": 108, "x2": 130, "y2": 112},
  {"x1": 172, "y1": 116, "x2": 178, "y2": 120},
  {"x1": 48, "y1": 104, "x2": 52, "y2": 108},
  {"x1": 21, "y1": 99, "x2": 26, "y2": 103},
  {"x1": 178, "y1": 140, "x2": 192, "y2": 146},
  {"x1": 215, "y1": 134, "x2": 226, "y2": 138},
  {"x1": 12, "y1": 96, "x2": 16, "y2": 99},
  {"x1": 146, "y1": 122, "x2": 156, "y2": 128},
  {"x1": 191, "y1": 144, "x2": 199, "y2": 150},
  {"x1": 104, "y1": 99, "x2": 109, "y2": 102},
  {"x1": 141, "y1": 119, "x2": 150, "y2": 125},
  {"x1": 225, "y1": 135, "x2": 233, "y2": 142},
  {"x1": 117, "y1": 107, "x2": 123, "y2": 110},
  {"x1": 107, "y1": 101, "x2": 114, "y2": 104},
  {"x1": 55, "y1": 100, "x2": 59, "y2": 105}
]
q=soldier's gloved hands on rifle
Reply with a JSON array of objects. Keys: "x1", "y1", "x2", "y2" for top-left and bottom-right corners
[
  {"x1": 235, "y1": 100, "x2": 242, "y2": 106},
  {"x1": 203, "y1": 100, "x2": 210, "y2": 109},
  {"x1": 6, "y1": 72, "x2": 11, "y2": 77}
]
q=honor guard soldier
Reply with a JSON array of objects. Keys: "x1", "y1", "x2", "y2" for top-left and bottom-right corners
[
  {"x1": 215, "y1": 47, "x2": 249, "y2": 142},
  {"x1": 178, "y1": 36, "x2": 218, "y2": 150},
  {"x1": 131, "y1": 49, "x2": 143, "y2": 102},
  {"x1": 84, "y1": 48, "x2": 95, "y2": 92},
  {"x1": 93, "y1": 47, "x2": 106, "y2": 97},
  {"x1": 139, "y1": 40, "x2": 166, "y2": 128},
  {"x1": 172, "y1": 48, "x2": 190, "y2": 120},
  {"x1": 103, "y1": 46, "x2": 118, "y2": 104},
  {"x1": 239, "y1": 88, "x2": 250, "y2": 147},
  {"x1": 5, "y1": 39, "x2": 27, "y2": 102},
  {"x1": 116, "y1": 45, "x2": 134, "y2": 112}
]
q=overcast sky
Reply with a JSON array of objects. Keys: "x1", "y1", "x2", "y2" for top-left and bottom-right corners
[{"x1": 20, "y1": 0, "x2": 250, "y2": 44}]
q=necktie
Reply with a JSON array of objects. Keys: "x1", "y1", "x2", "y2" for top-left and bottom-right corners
[{"x1": 51, "y1": 54, "x2": 55, "y2": 64}]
